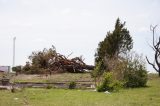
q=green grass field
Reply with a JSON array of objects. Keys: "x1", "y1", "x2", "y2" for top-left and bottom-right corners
[{"x1": 0, "y1": 74, "x2": 160, "y2": 106}]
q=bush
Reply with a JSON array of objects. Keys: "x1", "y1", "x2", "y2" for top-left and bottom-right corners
[
  {"x1": 97, "y1": 72, "x2": 122, "y2": 92},
  {"x1": 111, "y1": 80, "x2": 123, "y2": 92},
  {"x1": 12, "y1": 66, "x2": 22, "y2": 75},
  {"x1": 46, "y1": 85, "x2": 53, "y2": 89},
  {"x1": 124, "y1": 53, "x2": 148, "y2": 88},
  {"x1": 11, "y1": 87, "x2": 16, "y2": 93},
  {"x1": 69, "y1": 81, "x2": 76, "y2": 89},
  {"x1": 124, "y1": 66, "x2": 148, "y2": 88},
  {"x1": 91, "y1": 60, "x2": 106, "y2": 86}
]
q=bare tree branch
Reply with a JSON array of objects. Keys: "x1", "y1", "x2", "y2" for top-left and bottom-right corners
[
  {"x1": 146, "y1": 56, "x2": 158, "y2": 72},
  {"x1": 147, "y1": 25, "x2": 160, "y2": 76},
  {"x1": 150, "y1": 25, "x2": 158, "y2": 47}
]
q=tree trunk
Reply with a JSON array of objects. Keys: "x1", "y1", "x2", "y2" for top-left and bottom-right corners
[{"x1": 159, "y1": 70, "x2": 160, "y2": 77}]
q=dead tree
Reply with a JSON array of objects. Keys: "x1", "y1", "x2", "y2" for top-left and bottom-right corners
[
  {"x1": 48, "y1": 53, "x2": 94, "y2": 73},
  {"x1": 146, "y1": 25, "x2": 160, "y2": 77}
]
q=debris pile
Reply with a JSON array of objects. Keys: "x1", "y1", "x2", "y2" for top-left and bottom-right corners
[{"x1": 49, "y1": 53, "x2": 94, "y2": 73}]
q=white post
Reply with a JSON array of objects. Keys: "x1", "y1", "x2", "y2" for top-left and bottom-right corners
[{"x1": 12, "y1": 37, "x2": 16, "y2": 71}]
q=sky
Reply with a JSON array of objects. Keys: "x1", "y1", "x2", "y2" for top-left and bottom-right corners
[{"x1": 0, "y1": 0, "x2": 160, "y2": 72}]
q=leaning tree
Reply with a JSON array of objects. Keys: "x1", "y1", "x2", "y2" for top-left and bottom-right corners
[
  {"x1": 95, "y1": 18, "x2": 133, "y2": 69},
  {"x1": 146, "y1": 25, "x2": 160, "y2": 77},
  {"x1": 92, "y1": 18, "x2": 133, "y2": 83}
]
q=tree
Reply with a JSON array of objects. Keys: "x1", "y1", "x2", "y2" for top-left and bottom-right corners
[
  {"x1": 27, "y1": 45, "x2": 57, "y2": 74},
  {"x1": 12, "y1": 66, "x2": 22, "y2": 75},
  {"x1": 92, "y1": 18, "x2": 133, "y2": 85},
  {"x1": 146, "y1": 25, "x2": 160, "y2": 77},
  {"x1": 95, "y1": 18, "x2": 133, "y2": 69},
  {"x1": 22, "y1": 62, "x2": 31, "y2": 74}
]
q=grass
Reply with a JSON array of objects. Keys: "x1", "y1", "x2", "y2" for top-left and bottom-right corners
[
  {"x1": 11, "y1": 73, "x2": 93, "y2": 83},
  {"x1": 0, "y1": 74, "x2": 160, "y2": 106}
]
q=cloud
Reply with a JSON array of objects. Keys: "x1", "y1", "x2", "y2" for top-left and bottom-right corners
[
  {"x1": 61, "y1": 8, "x2": 72, "y2": 15},
  {"x1": 80, "y1": 10, "x2": 93, "y2": 17},
  {"x1": 138, "y1": 27, "x2": 149, "y2": 32},
  {"x1": 33, "y1": 38, "x2": 47, "y2": 43}
]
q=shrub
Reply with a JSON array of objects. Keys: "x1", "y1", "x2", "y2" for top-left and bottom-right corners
[
  {"x1": 46, "y1": 85, "x2": 53, "y2": 89},
  {"x1": 12, "y1": 66, "x2": 22, "y2": 75},
  {"x1": 69, "y1": 81, "x2": 76, "y2": 89},
  {"x1": 124, "y1": 53, "x2": 148, "y2": 88},
  {"x1": 111, "y1": 80, "x2": 123, "y2": 92},
  {"x1": 97, "y1": 72, "x2": 122, "y2": 92},
  {"x1": 11, "y1": 87, "x2": 16, "y2": 93},
  {"x1": 91, "y1": 60, "x2": 105, "y2": 86},
  {"x1": 124, "y1": 65, "x2": 148, "y2": 88}
]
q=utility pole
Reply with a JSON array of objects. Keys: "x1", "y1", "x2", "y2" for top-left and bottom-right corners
[{"x1": 12, "y1": 37, "x2": 16, "y2": 71}]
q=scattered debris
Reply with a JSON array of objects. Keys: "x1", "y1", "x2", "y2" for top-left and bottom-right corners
[
  {"x1": 104, "y1": 91, "x2": 111, "y2": 94},
  {"x1": 90, "y1": 84, "x2": 95, "y2": 88},
  {"x1": 14, "y1": 98, "x2": 19, "y2": 100},
  {"x1": 92, "y1": 89, "x2": 97, "y2": 92}
]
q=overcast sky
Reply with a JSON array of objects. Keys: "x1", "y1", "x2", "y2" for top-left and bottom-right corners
[{"x1": 0, "y1": 0, "x2": 160, "y2": 72}]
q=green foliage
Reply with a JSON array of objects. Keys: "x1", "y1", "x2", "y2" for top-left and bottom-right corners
[
  {"x1": 29, "y1": 45, "x2": 56, "y2": 69},
  {"x1": 11, "y1": 87, "x2": 16, "y2": 93},
  {"x1": 95, "y1": 18, "x2": 133, "y2": 64},
  {"x1": 124, "y1": 53, "x2": 148, "y2": 88},
  {"x1": 22, "y1": 62, "x2": 31, "y2": 73},
  {"x1": 46, "y1": 85, "x2": 53, "y2": 89},
  {"x1": 124, "y1": 66, "x2": 148, "y2": 88},
  {"x1": 69, "y1": 81, "x2": 76, "y2": 89},
  {"x1": 97, "y1": 72, "x2": 122, "y2": 92},
  {"x1": 22, "y1": 45, "x2": 56, "y2": 74},
  {"x1": 110, "y1": 80, "x2": 123, "y2": 92},
  {"x1": 91, "y1": 61, "x2": 105, "y2": 84},
  {"x1": 12, "y1": 66, "x2": 22, "y2": 74}
]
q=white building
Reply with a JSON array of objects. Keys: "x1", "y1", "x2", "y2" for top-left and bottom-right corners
[{"x1": 0, "y1": 66, "x2": 10, "y2": 73}]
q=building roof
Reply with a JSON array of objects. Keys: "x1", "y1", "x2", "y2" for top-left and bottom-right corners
[
  {"x1": 0, "y1": 70, "x2": 4, "y2": 72},
  {"x1": 0, "y1": 66, "x2": 10, "y2": 72}
]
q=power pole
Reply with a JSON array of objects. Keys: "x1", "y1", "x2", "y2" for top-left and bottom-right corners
[{"x1": 12, "y1": 37, "x2": 16, "y2": 71}]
